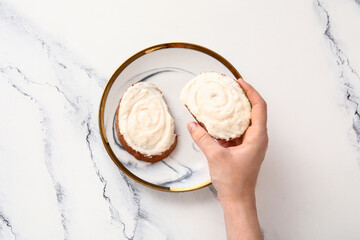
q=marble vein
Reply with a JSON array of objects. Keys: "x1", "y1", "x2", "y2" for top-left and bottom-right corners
[
  {"x1": 118, "y1": 174, "x2": 161, "y2": 240},
  {"x1": 1, "y1": 65, "x2": 70, "y2": 239},
  {"x1": 76, "y1": 63, "x2": 107, "y2": 88},
  {"x1": 0, "y1": 212, "x2": 17, "y2": 240},
  {"x1": 125, "y1": 67, "x2": 195, "y2": 86},
  {"x1": 208, "y1": 185, "x2": 218, "y2": 199},
  {"x1": 1, "y1": 65, "x2": 79, "y2": 111},
  {"x1": 84, "y1": 115, "x2": 134, "y2": 240},
  {"x1": 54, "y1": 184, "x2": 69, "y2": 240},
  {"x1": 160, "y1": 161, "x2": 192, "y2": 186},
  {"x1": 317, "y1": 0, "x2": 360, "y2": 151}
]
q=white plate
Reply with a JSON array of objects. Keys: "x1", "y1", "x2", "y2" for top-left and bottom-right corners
[{"x1": 99, "y1": 43, "x2": 241, "y2": 192}]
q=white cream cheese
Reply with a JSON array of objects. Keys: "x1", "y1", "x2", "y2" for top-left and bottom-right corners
[
  {"x1": 118, "y1": 82, "x2": 176, "y2": 156},
  {"x1": 180, "y1": 72, "x2": 251, "y2": 140}
]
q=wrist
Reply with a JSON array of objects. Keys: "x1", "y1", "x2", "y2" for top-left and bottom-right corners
[
  {"x1": 220, "y1": 192, "x2": 258, "y2": 220},
  {"x1": 219, "y1": 190, "x2": 256, "y2": 207},
  {"x1": 220, "y1": 191, "x2": 262, "y2": 240}
]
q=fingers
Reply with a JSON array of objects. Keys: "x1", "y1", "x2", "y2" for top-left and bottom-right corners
[
  {"x1": 237, "y1": 78, "x2": 267, "y2": 130},
  {"x1": 187, "y1": 122, "x2": 221, "y2": 156}
]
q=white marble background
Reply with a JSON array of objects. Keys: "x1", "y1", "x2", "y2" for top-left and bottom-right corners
[{"x1": 0, "y1": 0, "x2": 360, "y2": 239}]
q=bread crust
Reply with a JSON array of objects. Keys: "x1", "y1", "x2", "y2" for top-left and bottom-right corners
[{"x1": 115, "y1": 99, "x2": 177, "y2": 163}]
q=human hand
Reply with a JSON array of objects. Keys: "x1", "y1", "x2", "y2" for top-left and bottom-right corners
[{"x1": 187, "y1": 78, "x2": 268, "y2": 204}]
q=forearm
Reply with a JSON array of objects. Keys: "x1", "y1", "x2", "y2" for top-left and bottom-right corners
[{"x1": 221, "y1": 195, "x2": 262, "y2": 240}]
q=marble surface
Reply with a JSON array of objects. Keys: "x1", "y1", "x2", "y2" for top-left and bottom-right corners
[{"x1": 0, "y1": 0, "x2": 360, "y2": 239}]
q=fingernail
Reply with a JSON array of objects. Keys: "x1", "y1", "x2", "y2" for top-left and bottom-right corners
[{"x1": 187, "y1": 122, "x2": 197, "y2": 133}]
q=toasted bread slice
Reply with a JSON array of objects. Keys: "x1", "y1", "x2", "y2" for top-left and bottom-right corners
[{"x1": 116, "y1": 82, "x2": 177, "y2": 162}]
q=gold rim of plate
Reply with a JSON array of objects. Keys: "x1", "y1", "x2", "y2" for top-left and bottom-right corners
[{"x1": 98, "y1": 42, "x2": 241, "y2": 192}]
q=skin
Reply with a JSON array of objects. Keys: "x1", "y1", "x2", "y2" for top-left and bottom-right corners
[{"x1": 187, "y1": 78, "x2": 268, "y2": 240}]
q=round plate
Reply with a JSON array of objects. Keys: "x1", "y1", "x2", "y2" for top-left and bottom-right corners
[{"x1": 99, "y1": 42, "x2": 241, "y2": 192}]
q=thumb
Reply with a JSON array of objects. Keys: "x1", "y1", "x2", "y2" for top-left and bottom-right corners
[{"x1": 187, "y1": 122, "x2": 220, "y2": 155}]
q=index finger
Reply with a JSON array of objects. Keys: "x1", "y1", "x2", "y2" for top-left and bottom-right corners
[{"x1": 237, "y1": 78, "x2": 267, "y2": 129}]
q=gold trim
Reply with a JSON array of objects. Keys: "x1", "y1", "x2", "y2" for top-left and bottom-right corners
[{"x1": 98, "y1": 42, "x2": 241, "y2": 192}]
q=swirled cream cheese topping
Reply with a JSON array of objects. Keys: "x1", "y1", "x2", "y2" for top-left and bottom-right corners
[
  {"x1": 180, "y1": 72, "x2": 251, "y2": 140},
  {"x1": 118, "y1": 82, "x2": 176, "y2": 156}
]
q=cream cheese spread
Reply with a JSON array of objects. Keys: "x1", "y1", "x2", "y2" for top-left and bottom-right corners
[
  {"x1": 118, "y1": 82, "x2": 176, "y2": 156},
  {"x1": 180, "y1": 72, "x2": 251, "y2": 140}
]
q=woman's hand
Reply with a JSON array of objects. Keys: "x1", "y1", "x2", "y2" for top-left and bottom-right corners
[{"x1": 187, "y1": 78, "x2": 268, "y2": 240}]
